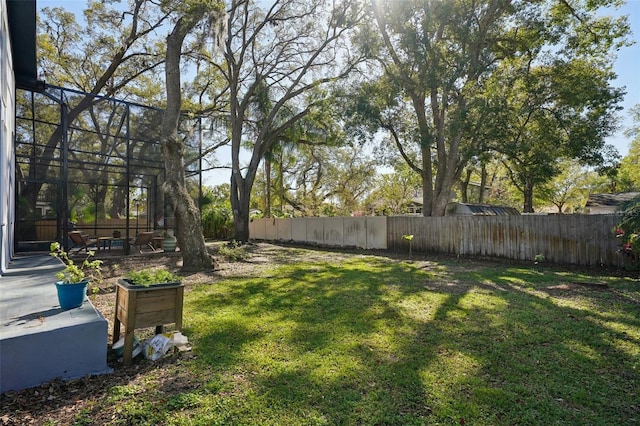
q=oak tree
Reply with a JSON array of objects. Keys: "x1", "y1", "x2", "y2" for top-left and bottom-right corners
[{"x1": 218, "y1": 0, "x2": 366, "y2": 241}]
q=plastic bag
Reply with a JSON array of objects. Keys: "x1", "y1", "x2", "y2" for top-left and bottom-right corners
[
  {"x1": 142, "y1": 331, "x2": 189, "y2": 361},
  {"x1": 112, "y1": 336, "x2": 142, "y2": 360},
  {"x1": 172, "y1": 331, "x2": 189, "y2": 346}
]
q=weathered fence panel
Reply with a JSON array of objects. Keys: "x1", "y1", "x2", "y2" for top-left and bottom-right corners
[
  {"x1": 277, "y1": 218, "x2": 292, "y2": 241},
  {"x1": 248, "y1": 218, "x2": 263, "y2": 240},
  {"x1": 34, "y1": 220, "x2": 57, "y2": 241},
  {"x1": 251, "y1": 215, "x2": 622, "y2": 267},
  {"x1": 291, "y1": 218, "x2": 307, "y2": 241},
  {"x1": 324, "y1": 217, "x2": 344, "y2": 246},
  {"x1": 264, "y1": 217, "x2": 278, "y2": 241},
  {"x1": 387, "y1": 215, "x2": 622, "y2": 267},
  {"x1": 365, "y1": 216, "x2": 387, "y2": 249},
  {"x1": 306, "y1": 218, "x2": 325, "y2": 244},
  {"x1": 250, "y1": 217, "x2": 387, "y2": 249},
  {"x1": 343, "y1": 217, "x2": 363, "y2": 247}
]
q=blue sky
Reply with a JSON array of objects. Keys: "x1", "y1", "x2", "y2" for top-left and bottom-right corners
[
  {"x1": 39, "y1": 0, "x2": 638, "y2": 158},
  {"x1": 606, "y1": 0, "x2": 639, "y2": 157}
]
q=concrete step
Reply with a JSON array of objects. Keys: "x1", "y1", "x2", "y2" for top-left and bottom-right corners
[{"x1": 0, "y1": 254, "x2": 111, "y2": 393}]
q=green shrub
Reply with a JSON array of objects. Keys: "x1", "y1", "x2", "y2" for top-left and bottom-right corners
[
  {"x1": 202, "y1": 205, "x2": 234, "y2": 240},
  {"x1": 125, "y1": 269, "x2": 182, "y2": 286},
  {"x1": 614, "y1": 194, "x2": 640, "y2": 267},
  {"x1": 50, "y1": 241, "x2": 102, "y2": 284},
  {"x1": 218, "y1": 240, "x2": 249, "y2": 261}
]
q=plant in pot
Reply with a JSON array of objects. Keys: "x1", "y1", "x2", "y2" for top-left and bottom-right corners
[
  {"x1": 50, "y1": 242, "x2": 103, "y2": 310},
  {"x1": 119, "y1": 268, "x2": 182, "y2": 288},
  {"x1": 114, "y1": 268, "x2": 184, "y2": 366}
]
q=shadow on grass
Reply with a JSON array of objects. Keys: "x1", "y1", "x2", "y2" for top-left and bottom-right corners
[
  {"x1": 27, "y1": 253, "x2": 631, "y2": 424},
  {"x1": 181, "y1": 257, "x2": 639, "y2": 424},
  {"x1": 6, "y1": 250, "x2": 633, "y2": 424}
]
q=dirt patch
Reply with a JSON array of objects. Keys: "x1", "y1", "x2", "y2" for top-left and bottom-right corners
[{"x1": 546, "y1": 282, "x2": 609, "y2": 291}]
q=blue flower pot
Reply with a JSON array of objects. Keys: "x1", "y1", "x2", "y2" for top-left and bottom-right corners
[{"x1": 55, "y1": 280, "x2": 88, "y2": 310}]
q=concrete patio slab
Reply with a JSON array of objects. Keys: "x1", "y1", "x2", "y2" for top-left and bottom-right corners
[{"x1": 0, "y1": 254, "x2": 111, "y2": 393}]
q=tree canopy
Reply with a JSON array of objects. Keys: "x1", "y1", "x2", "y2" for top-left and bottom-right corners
[
  {"x1": 618, "y1": 105, "x2": 640, "y2": 190},
  {"x1": 216, "y1": 0, "x2": 366, "y2": 241},
  {"x1": 33, "y1": 0, "x2": 636, "y2": 249},
  {"x1": 349, "y1": 0, "x2": 630, "y2": 216}
]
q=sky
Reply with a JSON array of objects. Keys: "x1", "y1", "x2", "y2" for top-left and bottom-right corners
[
  {"x1": 38, "y1": 0, "x2": 639, "y2": 186},
  {"x1": 604, "y1": 0, "x2": 640, "y2": 157}
]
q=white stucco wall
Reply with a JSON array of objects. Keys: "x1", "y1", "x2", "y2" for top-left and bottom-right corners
[{"x1": 0, "y1": 2, "x2": 16, "y2": 274}]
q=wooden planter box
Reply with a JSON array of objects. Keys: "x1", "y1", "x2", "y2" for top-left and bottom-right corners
[{"x1": 113, "y1": 279, "x2": 184, "y2": 366}]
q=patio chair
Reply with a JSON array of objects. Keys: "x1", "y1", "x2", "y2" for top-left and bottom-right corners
[
  {"x1": 129, "y1": 231, "x2": 156, "y2": 253},
  {"x1": 68, "y1": 231, "x2": 98, "y2": 253}
]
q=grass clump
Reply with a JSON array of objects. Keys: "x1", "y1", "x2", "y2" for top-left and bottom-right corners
[{"x1": 218, "y1": 240, "x2": 250, "y2": 261}]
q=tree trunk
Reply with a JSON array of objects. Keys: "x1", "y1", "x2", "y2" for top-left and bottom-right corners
[
  {"x1": 413, "y1": 100, "x2": 434, "y2": 217},
  {"x1": 478, "y1": 165, "x2": 487, "y2": 203},
  {"x1": 278, "y1": 150, "x2": 285, "y2": 215},
  {"x1": 161, "y1": 16, "x2": 212, "y2": 271},
  {"x1": 460, "y1": 169, "x2": 472, "y2": 203},
  {"x1": 523, "y1": 179, "x2": 535, "y2": 213},
  {"x1": 231, "y1": 172, "x2": 251, "y2": 242},
  {"x1": 264, "y1": 157, "x2": 272, "y2": 218}
]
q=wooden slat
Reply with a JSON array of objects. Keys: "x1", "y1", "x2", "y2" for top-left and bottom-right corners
[
  {"x1": 134, "y1": 309, "x2": 178, "y2": 328},
  {"x1": 135, "y1": 294, "x2": 180, "y2": 314},
  {"x1": 386, "y1": 214, "x2": 623, "y2": 267}
]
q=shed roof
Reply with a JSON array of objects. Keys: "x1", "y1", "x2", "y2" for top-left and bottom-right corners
[
  {"x1": 445, "y1": 202, "x2": 520, "y2": 216},
  {"x1": 585, "y1": 192, "x2": 640, "y2": 209}
]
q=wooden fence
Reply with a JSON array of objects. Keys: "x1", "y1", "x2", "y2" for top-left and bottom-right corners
[
  {"x1": 387, "y1": 215, "x2": 623, "y2": 267},
  {"x1": 250, "y1": 214, "x2": 626, "y2": 267},
  {"x1": 249, "y1": 217, "x2": 387, "y2": 249},
  {"x1": 33, "y1": 215, "x2": 619, "y2": 266}
]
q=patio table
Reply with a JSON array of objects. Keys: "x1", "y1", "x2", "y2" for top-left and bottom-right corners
[{"x1": 97, "y1": 237, "x2": 125, "y2": 251}]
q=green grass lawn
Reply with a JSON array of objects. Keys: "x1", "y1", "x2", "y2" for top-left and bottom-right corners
[{"x1": 105, "y1": 251, "x2": 639, "y2": 425}]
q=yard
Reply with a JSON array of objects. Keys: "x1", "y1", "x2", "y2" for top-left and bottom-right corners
[{"x1": 1, "y1": 243, "x2": 638, "y2": 425}]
